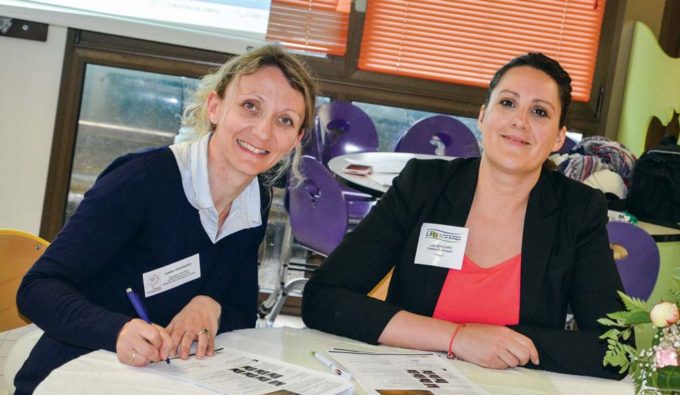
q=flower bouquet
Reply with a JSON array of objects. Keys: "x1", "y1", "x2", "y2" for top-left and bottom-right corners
[{"x1": 600, "y1": 289, "x2": 680, "y2": 394}]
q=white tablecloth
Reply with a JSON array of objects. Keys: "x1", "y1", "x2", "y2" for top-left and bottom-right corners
[{"x1": 33, "y1": 327, "x2": 634, "y2": 395}]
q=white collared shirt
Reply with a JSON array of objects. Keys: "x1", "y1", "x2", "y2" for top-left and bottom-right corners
[{"x1": 170, "y1": 132, "x2": 262, "y2": 244}]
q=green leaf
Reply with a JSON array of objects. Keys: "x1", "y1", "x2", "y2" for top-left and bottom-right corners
[
  {"x1": 621, "y1": 328, "x2": 631, "y2": 341},
  {"x1": 618, "y1": 291, "x2": 650, "y2": 314},
  {"x1": 598, "y1": 317, "x2": 625, "y2": 327},
  {"x1": 651, "y1": 366, "x2": 680, "y2": 390},
  {"x1": 624, "y1": 310, "x2": 652, "y2": 324},
  {"x1": 606, "y1": 310, "x2": 633, "y2": 320},
  {"x1": 599, "y1": 328, "x2": 620, "y2": 340},
  {"x1": 602, "y1": 342, "x2": 631, "y2": 371}
]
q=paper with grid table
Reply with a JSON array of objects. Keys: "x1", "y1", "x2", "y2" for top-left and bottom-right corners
[
  {"x1": 148, "y1": 346, "x2": 354, "y2": 395},
  {"x1": 327, "y1": 348, "x2": 486, "y2": 394}
]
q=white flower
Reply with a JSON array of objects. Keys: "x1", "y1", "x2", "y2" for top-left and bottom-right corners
[{"x1": 650, "y1": 302, "x2": 680, "y2": 328}]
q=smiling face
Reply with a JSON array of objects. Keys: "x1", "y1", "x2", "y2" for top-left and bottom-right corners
[
  {"x1": 478, "y1": 66, "x2": 566, "y2": 176},
  {"x1": 206, "y1": 66, "x2": 305, "y2": 181}
]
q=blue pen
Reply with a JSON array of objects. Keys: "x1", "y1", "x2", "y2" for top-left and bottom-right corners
[{"x1": 126, "y1": 288, "x2": 170, "y2": 364}]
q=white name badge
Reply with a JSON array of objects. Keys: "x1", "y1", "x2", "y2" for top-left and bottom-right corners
[
  {"x1": 143, "y1": 254, "x2": 201, "y2": 297},
  {"x1": 414, "y1": 223, "x2": 468, "y2": 270}
]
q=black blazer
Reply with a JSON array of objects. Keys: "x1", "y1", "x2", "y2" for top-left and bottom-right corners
[{"x1": 302, "y1": 157, "x2": 627, "y2": 379}]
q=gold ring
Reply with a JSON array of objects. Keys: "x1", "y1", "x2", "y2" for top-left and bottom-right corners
[
  {"x1": 198, "y1": 328, "x2": 210, "y2": 336},
  {"x1": 128, "y1": 349, "x2": 138, "y2": 364}
]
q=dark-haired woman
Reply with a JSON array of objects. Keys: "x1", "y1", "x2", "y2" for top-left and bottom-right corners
[{"x1": 302, "y1": 53, "x2": 627, "y2": 379}]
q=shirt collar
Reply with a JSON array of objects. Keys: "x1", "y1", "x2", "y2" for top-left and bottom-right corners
[{"x1": 170, "y1": 132, "x2": 262, "y2": 243}]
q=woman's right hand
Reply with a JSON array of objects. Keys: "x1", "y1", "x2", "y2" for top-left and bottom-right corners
[
  {"x1": 116, "y1": 318, "x2": 174, "y2": 367},
  {"x1": 453, "y1": 323, "x2": 539, "y2": 369}
]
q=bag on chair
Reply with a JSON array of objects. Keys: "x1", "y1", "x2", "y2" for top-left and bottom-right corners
[{"x1": 627, "y1": 137, "x2": 680, "y2": 228}]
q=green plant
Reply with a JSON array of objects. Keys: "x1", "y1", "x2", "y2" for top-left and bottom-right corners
[{"x1": 600, "y1": 287, "x2": 680, "y2": 394}]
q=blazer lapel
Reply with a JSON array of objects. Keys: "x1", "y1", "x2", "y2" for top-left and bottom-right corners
[
  {"x1": 439, "y1": 158, "x2": 479, "y2": 226},
  {"x1": 418, "y1": 159, "x2": 479, "y2": 313},
  {"x1": 520, "y1": 170, "x2": 560, "y2": 322}
]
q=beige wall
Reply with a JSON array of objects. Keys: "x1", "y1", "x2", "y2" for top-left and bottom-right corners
[
  {"x1": 603, "y1": 0, "x2": 667, "y2": 139},
  {"x1": 0, "y1": 26, "x2": 66, "y2": 234}
]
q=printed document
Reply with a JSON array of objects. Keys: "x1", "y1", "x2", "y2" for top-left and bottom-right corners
[
  {"x1": 148, "y1": 347, "x2": 354, "y2": 395},
  {"x1": 327, "y1": 348, "x2": 486, "y2": 395}
]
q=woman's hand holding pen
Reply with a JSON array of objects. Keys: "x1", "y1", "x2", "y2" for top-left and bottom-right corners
[
  {"x1": 166, "y1": 295, "x2": 221, "y2": 360},
  {"x1": 116, "y1": 318, "x2": 174, "y2": 367},
  {"x1": 452, "y1": 323, "x2": 539, "y2": 369}
]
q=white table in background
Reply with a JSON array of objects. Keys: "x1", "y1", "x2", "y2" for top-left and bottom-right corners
[
  {"x1": 327, "y1": 152, "x2": 455, "y2": 197},
  {"x1": 35, "y1": 327, "x2": 633, "y2": 395}
]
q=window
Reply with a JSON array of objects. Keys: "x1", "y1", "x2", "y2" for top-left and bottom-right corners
[
  {"x1": 66, "y1": 65, "x2": 199, "y2": 221},
  {"x1": 304, "y1": 0, "x2": 622, "y2": 134},
  {"x1": 353, "y1": 101, "x2": 480, "y2": 152},
  {"x1": 358, "y1": 0, "x2": 608, "y2": 102},
  {"x1": 266, "y1": 0, "x2": 351, "y2": 55}
]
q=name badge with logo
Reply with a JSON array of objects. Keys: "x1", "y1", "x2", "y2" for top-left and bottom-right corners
[
  {"x1": 143, "y1": 254, "x2": 201, "y2": 297},
  {"x1": 414, "y1": 223, "x2": 468, "y2": 270}
]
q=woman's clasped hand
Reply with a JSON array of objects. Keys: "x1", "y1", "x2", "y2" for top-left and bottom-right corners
[{"x1": 453, "y1": 323, "x2": 539, "y2": 369}]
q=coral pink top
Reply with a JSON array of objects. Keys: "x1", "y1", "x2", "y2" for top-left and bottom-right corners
[{"x1": 433, "y1": 254, "x2": 521, "y2": 325}]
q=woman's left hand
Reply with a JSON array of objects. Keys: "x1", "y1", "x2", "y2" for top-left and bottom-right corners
[{"x1": 166, "y1": 295, "x2": 221, "y2": 360}]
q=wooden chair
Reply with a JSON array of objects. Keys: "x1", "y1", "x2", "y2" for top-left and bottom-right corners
[{"x1": 0, "y1": 229, "x2": 49, "y2": 332}]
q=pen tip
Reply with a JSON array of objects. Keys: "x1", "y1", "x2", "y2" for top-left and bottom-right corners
[{"x1": 126, "y1": 288, "x2": 133, "y2": 293}]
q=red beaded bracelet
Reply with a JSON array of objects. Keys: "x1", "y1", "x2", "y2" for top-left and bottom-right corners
[{"x1": 447, "y1": 323, "x2": 465, "y2": 359}]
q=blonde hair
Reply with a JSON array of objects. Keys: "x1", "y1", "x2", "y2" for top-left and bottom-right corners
[{"x1": 182, "y1": 44, "x2": 318, "y2": 186}]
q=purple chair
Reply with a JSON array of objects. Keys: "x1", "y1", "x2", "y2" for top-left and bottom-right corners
[
  {"x1": 394, "y1": 115, "x2": 480, "y2": 157},
  {"x1": 316, "y1": 101, "x2": 379, "y2": 164},
  {"x1": 288, "y1": 156, "x2": 349, "y2": 256},
  {"x1": 316, "y1": 101, "x2": 377, "y2": 219},
  {"x1": 258, "y1": 156, "x2": 373, "y2": 326},
  {"x1": 555, "y1": 136, "x2": 577, "y2": 154},
  {"x1": 606, "y1": 221, "x2": 660, "y2": 301},
  {"x1": 301, "y1": 118, "x2": 324, "y2": 160}
]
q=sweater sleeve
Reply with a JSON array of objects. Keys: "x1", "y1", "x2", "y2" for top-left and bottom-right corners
[
  {"x1": 302, "y1": 159, "x2": 429, "y2": 343},
  {"x1": 17, "y1": 155, "x2": 154, "y2": 352},
  {"x1": 511, "y1": 190, "x2": 629, "y2": 380}
]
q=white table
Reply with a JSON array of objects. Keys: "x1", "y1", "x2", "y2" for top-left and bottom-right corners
[
  {"x1": 35, "y1": 327, "x2": 634, "y2": 395},
  {"x1": 327, "y1": 152, "x2": 455, "y2": 197}
]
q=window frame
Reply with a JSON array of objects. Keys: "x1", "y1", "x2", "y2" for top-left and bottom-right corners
[
  {"x1": 42, "y1": 0, "x2": 625, "y2": 239},
  {"x1": 40, "y1": 30, "x2": 234, "y2": 240}
]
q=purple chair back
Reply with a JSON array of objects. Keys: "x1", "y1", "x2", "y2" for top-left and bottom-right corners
[
  {"x1": 287, "y1": 156, "x2": 348, "y2": 256},
  {"x1": 555, "y1": 136, "x2": 577, "y2": 154},
  {"x1": 394, "y1": 115, "x2": 480, "y2": 157},
  {"x1": 316, "y1": 102, "x2": 379, "y2": 164},
  {"x1": 301, "y1": 118, "x2": 324, "y2": 160},
  {"x1": 606, "y1": 221, "x2": 660, "y2": 300}
]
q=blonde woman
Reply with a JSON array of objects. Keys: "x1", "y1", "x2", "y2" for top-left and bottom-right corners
[{"x1": 15, "y1": 45, "x2": 317, "y2": 394}]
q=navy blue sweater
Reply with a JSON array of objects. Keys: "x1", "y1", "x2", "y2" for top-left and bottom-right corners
[{"x1": 15, "y1": 148, "x2": 270, "y2": 394}]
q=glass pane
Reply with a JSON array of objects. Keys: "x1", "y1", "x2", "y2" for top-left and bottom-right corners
[
  {"x1": 353, "y1": 101, "x2": 481, "y2": 152},
  {"x1": 66, "y1": 64, "x2": 199, "y2": 220}
]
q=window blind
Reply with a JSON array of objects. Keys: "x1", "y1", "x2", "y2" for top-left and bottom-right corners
[
  {"x1": 266, "y1": 0, "x2": 351, "y2": 56},
  {"x1": 358, "y1": 0, "x2": 607, "y2": 102}
]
